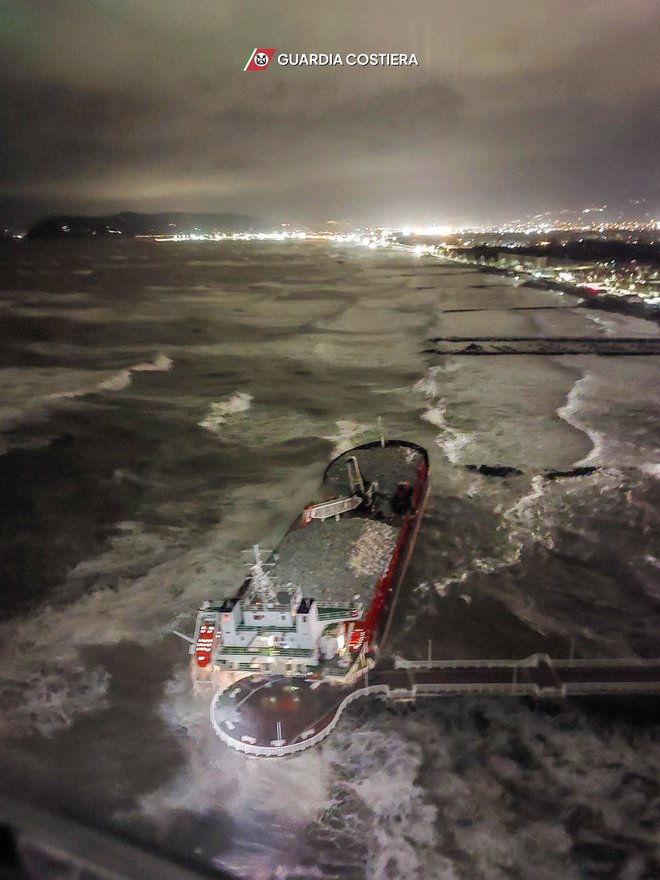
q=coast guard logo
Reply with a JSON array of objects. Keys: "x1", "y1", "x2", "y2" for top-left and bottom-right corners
[{"x1": 243, "y1": 48, "x2": 276, "y2": 71}]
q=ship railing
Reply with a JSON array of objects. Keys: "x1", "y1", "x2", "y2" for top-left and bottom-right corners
[
  {"x1": 212, "y1": 653, "x2": 660, "y2": 757},
  {"x1": 550, "y1": 657, "x2": 660, "y2": 668},
  {"x1": 211, "y1": 684, "x2": 391, "y2": 758},
  {"x1": 395, "y1": 656, "x2": 528, "y2": 669},
  {"x1": 323, "y1": 666, "x2": 353, "y2": 678},
  {"x1": 214, "y1": 680, "x2": 462, "y2": 758},
  {"x1": 236, "y1": 623, "x2": 297, "y2": 633},
  {"x1": 317, "y1": 605, "x2": 361, "y2": 621},
  {"x1": 305, "y1": 495, "x2": 362, "y2": 522},
  {"x1": 218, "y1": 645, "x2": 315, "y2": 658},
  {"x1": 394, "y1": 654, "x2": 660, "y2": 670},
  {"x1": 212, "y1": 680, "x2": 570, "y2": 759},
  {"x1": 211, "y1": 682, "x2": 543, "y2": 758},
  {"x1": 563, "y1": 681, "x2": 660, "y2": 694},
  {"x1": 211, "y1": 667, "x2": 660, "y2": 759},
  {"x1": 274, "y1": 647, "x2": 315, "y2": 658},
  {"x1": 242, "y1": 601, "x2": 293, "y2": 613}
]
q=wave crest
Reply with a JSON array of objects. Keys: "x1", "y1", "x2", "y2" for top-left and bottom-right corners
[{"x1": 198, "y1": 392, "x2": 254, "y2": 434}]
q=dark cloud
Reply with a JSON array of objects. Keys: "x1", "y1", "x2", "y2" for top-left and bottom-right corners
[
  {"x1": 0, "y1": 77, "x2": 155, "y2": 183},
  {"x1": 1, "y1": 0, "x2": 659, "y2": 227}
]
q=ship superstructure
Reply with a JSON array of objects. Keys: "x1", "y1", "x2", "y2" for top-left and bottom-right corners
[{"x1": 192, "y1": 545, "x2": 362, "y2": 679}]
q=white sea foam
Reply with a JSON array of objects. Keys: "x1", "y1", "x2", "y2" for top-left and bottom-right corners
[
  {"x1": 132, "y1": 352, "x2": 174, "y2": 373},
  {"x1": 502, "y1": 467, "x2": 627, "y2": 555},
  {"x1": 430, "y1": 467, "x2": 631, "y2": 639},
  {"x1": 414, "y1": 368, "x2": 475, "y2": 464},
  {"x1": 198, "y1": 391, "x2": 254, "y2": 433},
  {"x1": 489, "y1": 467, "x2": 639, "y2": 643},
  {"x1": 96, "y1": 370, "x2": 134, "y2": 392},
  {"x1": 345, "y1": 734, "x2": 450, "y2": 880},
  {"x1": 53, "y1": 353, "x2": 174, "y2": 398},
  {"x1": 142, "y1": 690, "x2": 660, "y2": 880},
  {"x1": 0, "y1": 472, "x2": 305, "y2": 738},
  {"x1": 637, "y1": 556, "x2": 660, "y2": 603},
  {"x1": 197, "y1": 401, "x2": 320, "y2": 452},
  {"x1": 319, "y1": 697, "x2": 660, "y2": 880},
  {"x1": 321, "y1": 419, "x2": 370, "y2": 457},
  {"x1": 97, "y1": 353, "x2": 174, "y2": 392},
  {"x1": 0, "y1": 362, "x2": 172, "y2": 453},
  {"x1": 136, "y1": 666, "x2": 331, "y2": 878},
  {"x1": 501, "y1": 473, "x2": 556, "y2": 552},
  {"x1": 556, "y1": 372, "x2": 606, "y2": 466},
  {"x1": 583, "y1": 312, "x2": 618, "y2": 336},
  {"x1": 557, "y1": 357, "x2": 660, "y2": 469},
  {"x1": 0, "y1": 545, "x2": 213, "y2": 738},
  {"x1": 641, "y1": 462, "x2": 660, "y2": 479},
  {"x1": 0, "y1": 609, "x2": 111, "y2": 738},
  {"x1": 423, "y1": 403, "x2": 475, "y2": 463},
  {"x1": 4, "y1": 244, "x2": 660, "y2": 877},
  {"x1": 413, "y1": 365, "x2": 444, "y2": 399}
]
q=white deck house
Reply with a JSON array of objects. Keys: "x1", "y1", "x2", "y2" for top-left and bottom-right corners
[{"x1": 192, "y1": 546, "x2": 362, "y2": 676}]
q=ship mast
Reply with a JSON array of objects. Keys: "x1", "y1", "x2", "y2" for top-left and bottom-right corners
[{"x1": 247, "y1": 544, "x2": 278, "y2": 603}]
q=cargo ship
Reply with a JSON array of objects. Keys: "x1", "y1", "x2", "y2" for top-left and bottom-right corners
[{"x1": 187, "y1": 439, "x2": 429, "y2": 688}]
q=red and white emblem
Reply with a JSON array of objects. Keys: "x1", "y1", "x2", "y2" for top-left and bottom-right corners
[{"x1": 243, "y1": 48, "x2": 276, "y2": 71}]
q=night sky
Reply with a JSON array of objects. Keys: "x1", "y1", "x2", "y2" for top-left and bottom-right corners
[{"x1": 1, "y1": 0, "x2": 660, "y2": 228}]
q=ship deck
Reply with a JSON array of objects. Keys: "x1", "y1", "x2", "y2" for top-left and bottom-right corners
[
  {"x1": 271, "y1": 515, "x2": 398, "y2": 609},
  {"x1": 268, "y1": 442, "x2": 426, "y2": 609},
  {"x1": 324, "y1": 442, "x2": 425, "y2": 497},
  {"x1": 211, "y1": 674, "x2": 354, "y2": 754}
]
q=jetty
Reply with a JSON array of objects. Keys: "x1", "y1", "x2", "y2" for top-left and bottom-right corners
[{"x1": 210, "y1": 653, "x2": 660, "y2": 757}]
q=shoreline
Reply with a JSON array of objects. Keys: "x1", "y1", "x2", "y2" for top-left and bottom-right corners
[
  {"x1": 420, "y1": 250, "x2": 659, "y2": 466},
  {"x1": 423, "y1": 266, "x2": 600, "y2": 470},
  {"x1": 390, "y1": 241, "x2": 660, "y2": 326},
  {"x1": 439, "y1": 256, "x2": 660, "y2": 326}
]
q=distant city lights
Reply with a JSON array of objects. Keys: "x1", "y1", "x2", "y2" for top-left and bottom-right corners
[{"x1": 129, "y1": 214, "x2": 660, "y2": 310}]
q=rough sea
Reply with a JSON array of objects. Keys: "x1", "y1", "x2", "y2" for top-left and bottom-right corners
[{"x1": 0, "y1": 239, "x2": 658, "y2": 880}]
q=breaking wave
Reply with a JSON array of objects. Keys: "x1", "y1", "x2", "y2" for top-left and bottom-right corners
[
  {"x1": 322, "y1": 419, "x2": 372, "y2": 458},
  {"x1": 51, "y1": 352, "x2": 174, "y2": 398},
  {"x1": 414, "y1": 367, "x2": 475, "y2": 464},
  {"x1": 137, "y1": 666, "x2": 331, "y2": 878},
  {"x1": 317, "y1": 698, "x2": 660, "y2": 880},
  {"x1": 0, "y1": 608, "x2": 111, "y2": 738},
  {"x1": 641, "y1": 463, "x2": 660, "y2": 480},
  {"x1": 556, "y1": 372, "x2": 605, "y2": 467},
  {"x1": 198, "y1": 392, "x2": 254, "y2": 434},
  {"x1": 0, "y1": 354, "x2": 168, "y2": 454},
  {"x1": 557, "y1": 357, "x2": 660, "y2": 471},
  {"x1": 428, "y1": 464, "x2": 630, "y2": 631},
  {"x1": 420, "y1": 399, "x2": 474, "y2": 463}
]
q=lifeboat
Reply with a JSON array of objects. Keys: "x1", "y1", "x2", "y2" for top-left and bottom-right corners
[
  {"x1": 195, "y1": 623, "x2": 216, "y2": 667},
  {"x1": 349, "y1": 624, "x2": 366, "y2": 652}
]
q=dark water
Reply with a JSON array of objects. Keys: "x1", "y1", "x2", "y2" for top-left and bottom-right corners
[{"x1": 0, "y1": 239, "x2": 659, "y2": 879}]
